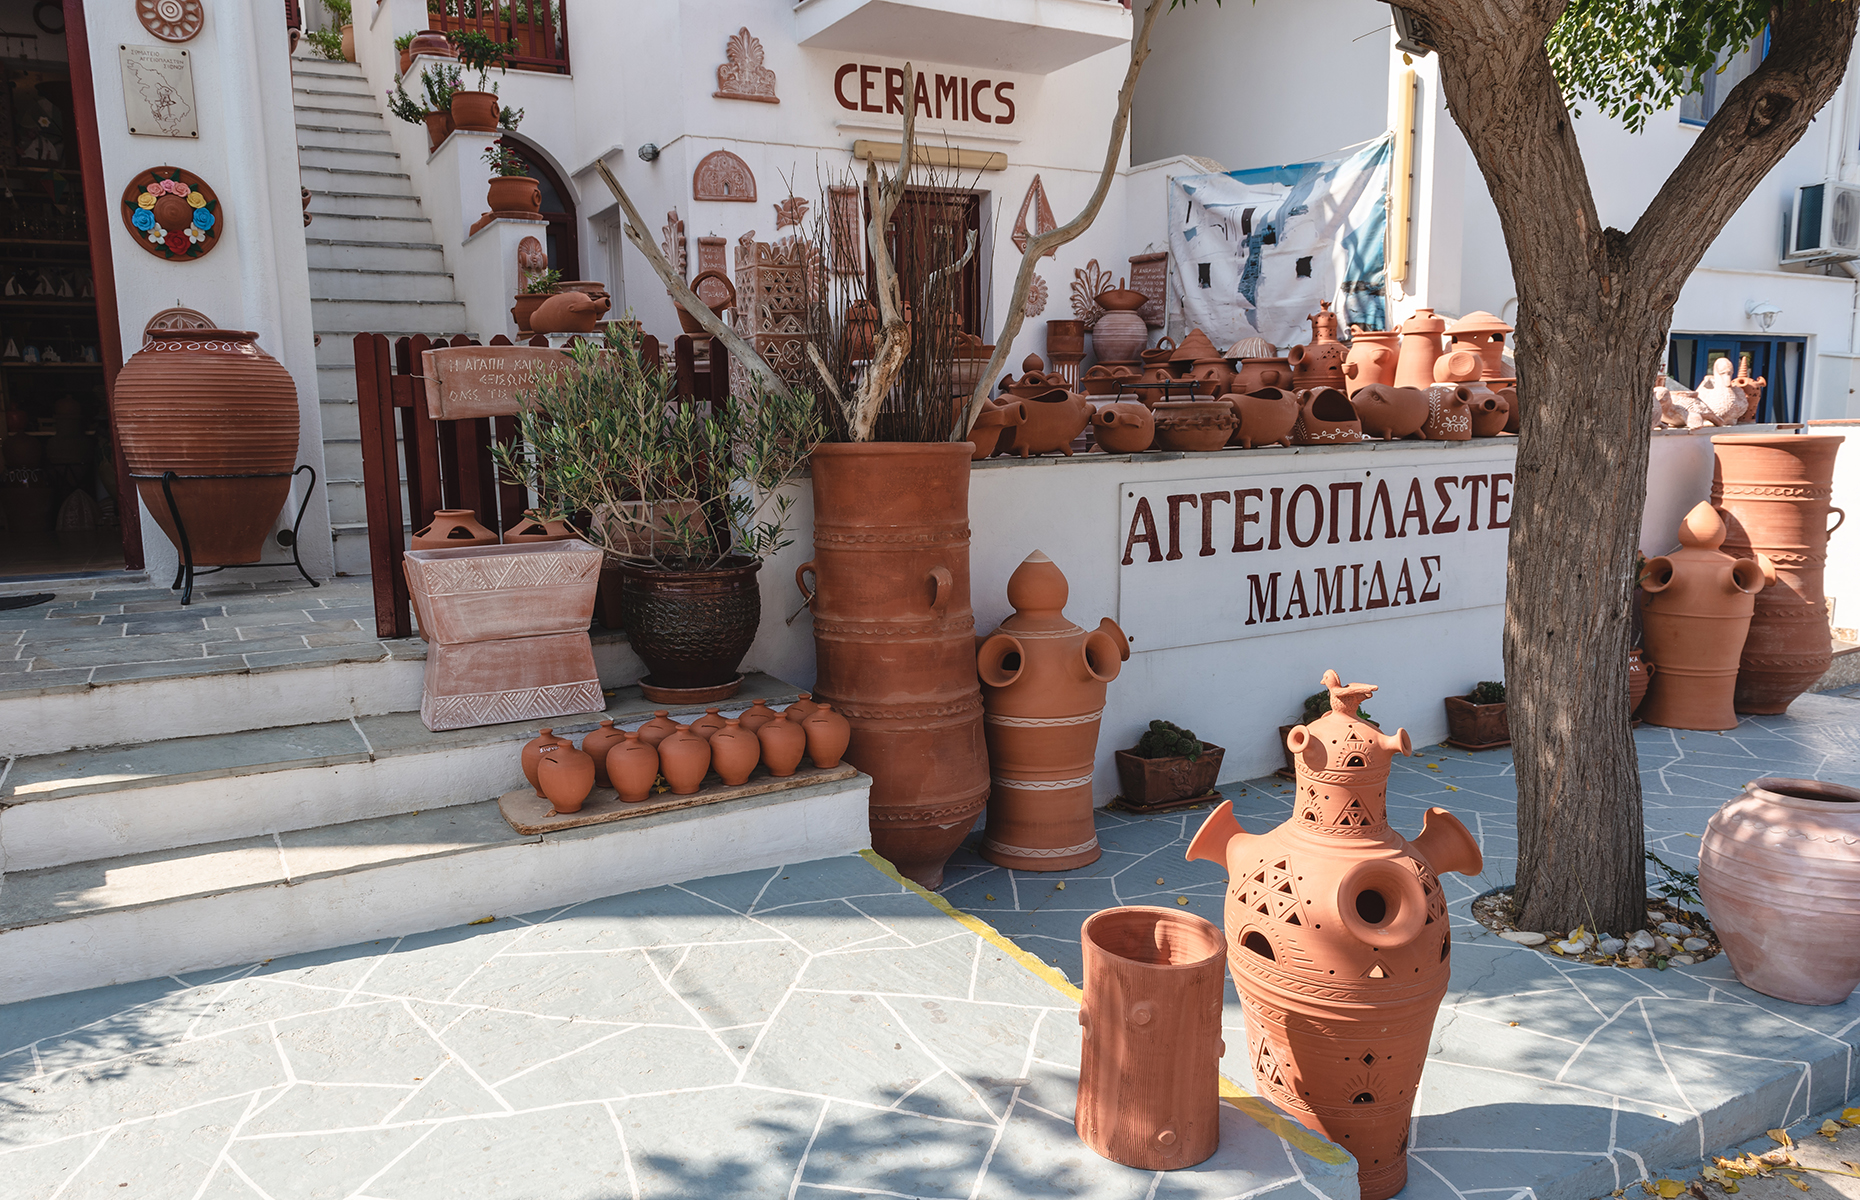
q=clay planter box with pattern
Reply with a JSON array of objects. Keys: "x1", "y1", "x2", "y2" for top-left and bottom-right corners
[
  {"x1": 1114, "y1": 742, "x2": 1224, "y2": 811},
  {"x1": 1443, "y1": 695, "x2": 1510, "y2": 750}
]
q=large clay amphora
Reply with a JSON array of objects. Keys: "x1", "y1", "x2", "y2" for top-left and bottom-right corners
[
  {"x1": 976, "y1": 552, "x2": 1128, "y2": 871},
  {"x1": 802, "y1": 443, "x2": 989, "y2": 888},
  {"x1": 1639, "y1": 502, "x2": 1771, "y2": 731},
  {"x1": 1186, "y1": 670, "x2": 1483, "y2": 1200},
  {"x1": 1709, "y1": 434, "x2": 1845, "y2": 714}
]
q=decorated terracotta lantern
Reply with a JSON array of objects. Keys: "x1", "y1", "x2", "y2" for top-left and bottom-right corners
[
  {"x1": 1342, "y1": 327, "x2": 1399, "y2": 396},
  {"x1": 1288, "y1": 302, "x2": 1348, "y2": 391},
  {"x1": 1187, "y1": 670, "x2": 1483, "y2": 1200},
  {"x1": 976, "y1": 552, "x2": 1129, "y2": 871}
]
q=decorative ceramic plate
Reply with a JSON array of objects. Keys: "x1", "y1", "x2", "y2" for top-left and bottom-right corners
[
  {"x1": 121, "y1": 166, "x2": 221, "y2": 262},
  {"x1": 137, "y1": 0, "x2": 204, "y2": 43}
]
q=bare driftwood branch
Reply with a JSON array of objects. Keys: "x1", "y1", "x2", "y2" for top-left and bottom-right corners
[
  {"x1": 927, "y1": 229, "x2": 979, "y2": 308},
  {"x1": 845, "y1": 62, "x2": 921, "y2": 441},
  {"x1": 593, "y1": 159, "x2": 795, "y2": 404},
  {"x1": 804, "y1": 341, "x2": 852, "y2": 424},
  {"x1": 960, "y1": 0, "x2": 1166, "y2": 436}
]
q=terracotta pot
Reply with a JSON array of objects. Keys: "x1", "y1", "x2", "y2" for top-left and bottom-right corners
[
  {"x1": 620, "y1": 558, "x2": 761, "y2": 695},
  {"x1": 1079, "y1": 363, "x2": 1138, "y2": 396},
  {"x1": 1046, "y1": 319, "x2": 1086, "y2": 362},
  {"x1": 1000, "y1": 389, "x2": 1090, "y2": 457},
  {"x1": 1229, "y1": 388, "x2": 1299, "y2": 449},
  {"x1": 605, "y1": 732, "x2": 659, "y2": 803},
  {"x1": 114, "y1": 329, "x2": 300, "y2": 566},
  {"x1": 658, "y1": 724, "x2": 712, "y2": 795},
  {"x1": 408, "y1": 29, "x2": 454, "y2": 58},
  {"x1": 1187, "y1": 669, "x2": 1483, "y2": 1200},
  {"x1": 1099, "y1": 288, "x2": 1148, "y2": 313},
  {"x1": 1092, "y1": 401, "x2": 1155, "y2": 454},
  {"x1": 511, "y1": 292, "x2": 547, "y2": 334},
  {"x1": 638, "y1": 711, "x2": 678, "y2": 748},
  {"x1": 976, "y1": 553, "x2": 1128, "y2": 871},
  {"x1": 967, "y1": 399, "x2": 1025, "y2": 460},
  {"x1": 538, "y1": 743, "x2": 595, "y2": 814},
  {"x1": 1419, "y1": 384, "x2": 1473, "y2": 441},
  {"x1": 1444, "y1": 310, "x2": 1512, "y2": 381},
  {"x1": 1711, "y1": 434, "x2": 1846, "y2": 714},
  {"x1": 1076, "y1": 907, "x2": 1226, "y2": 1170},
  {"x1": 786, "y1": 694, "x2": 820, "y2": 721},
  {"x1": 690, "y1": 707, "x2": 727, "y2": 740},
  {"x1": 1187, "y1": 358, "x2": 1235, "y2": 398},
  {"x1": 1129, "y1": 364, "x2": 1181, "y2": 408},
  {"x1": 1233, "y1": 358, "x2": 1292, "y2": 393},
  {"x1": 410, "y1": 508, "x2": 498, "y2": 550},
  {"x1": 1639, "y1": 503, "x2": 1771, "y2": 731},
  {"x1": 422, "y1": 110, "x2": 453, "y2": 152},
  {"x1": 487, "y1": 175, "x2": 542, "y2": 215},
  {"x1": 1393, "y1": 307, "x2": 1446, "y2": 390},
  {"x1": 1342, "y1": 328, "x2": 1399, "y2": 395},
  {"x1": 803, "y1": 443, "x2": 989, "y2": 889},
  {"x1": 1139, "y1": 337, "x2": 1178, "y2": 367},
  {"x1": 1699, "y1": 777, "x2": 1860, "y2": 1005},
  {"x1": 1290, "y1": 387, "x2": 1363, "y2": 445},
  {"x1": 450, "y1": 89, "x2": 499, "y2": 132},
  {"x1": 1150, "y1": 401, "x2": 1234, "y2": 452},
  {"x1": 757, "y1": 712, "x2": 807, "y2": 777},
  {"x1": 1288, "y1": 302, "x2": 1348, "y2": 391},
  {"x1": 709, "y1": 718, "x2": 761, "y2": 786},
  {"x1": 801, "y1": 703, "x2": 852, "y2": 769},
  {"x1": 1627, "y1": 647, "x2": 1653, "y2": 716},
  {"x1": 339, "y1": 23, "x2": 355, "y2": 61},
  {"x1": 530, "y1": 290, "x2": 611, "y2": 336},
  {"x1": 1091, "y1": 308, "x2": 1149, "y2": 364},
  {"x1": 1432, "y1": 348, "x2": 1483, "y2": 385},
  {"x1": 1466, "y1": 383, "x2": 1510, "y2": 437},
  {"x1": 580, "y1": 719, "x2": 627, "y2": 787},
  {"x1": 737, "y1": 699, "x2": 779, "y2": 734},
  {"x1": 1443, "y1": 695, "x2": 1509, "y2": 749},
  {"x1": 503, "y1": 509, "x2": 574, "y2": 543},
  {"x1": 1113, "y1": 744, "x2": 1225, "y2": 809},
  {"x1": 1349, "y1": 384, "x2": 1429, "y2": 440},
  {"x1": 521, "y1": 728, "x2": 569, "y2": 799}
]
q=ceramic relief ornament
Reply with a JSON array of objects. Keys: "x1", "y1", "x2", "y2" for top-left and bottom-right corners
[
  {"x1": 121, "y1": 166, "x2": 220, "y2": 261},
  {"x1": 1013, "y1": 176, "x2": 1057, "y2": 256},
  {"x1": 1187, "y1": 670, "x2": 1483, "y2": 1200},
  {"x1": 976, "y1": 552, "x2": 1128, "y2": 871},
  {"x1": 693, "y1": 150, "x2": 756, "y2": 202},
  {"x1": 138, "y1": 0, "x2": 203, "y2": 42},
  {"x1": 1072, "y1": 259, "x2": 1114, "y2": 326},
  {"x1": 773, "y1": 195, "x2": 808, "y2": 229},
  {"x1": 1026, "y1": 273, "x2": 1048, "y2": 318},
  {"x1": 713, "y1": 27, "x2": 779, "y2": 103},
  {"x1": 1638, "y1": 502, "x2": 1772, "y2": 731},
  {"x1": 660, "y1": 209, "x2": 687, "y2": 279}
]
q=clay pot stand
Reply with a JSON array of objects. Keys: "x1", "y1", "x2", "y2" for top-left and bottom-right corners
[
  {"x1": 469, "y1": 210, "x2": 547, "y2": 237},
  {"x1": 1113, "y1": 744, "x2": 1224, "y2": 810},
  {"x1": 497, "y1": 761, "x2": 858, "y2": 834},
  {"x1": 1442, "y1": 695, "x2": 1510, "y2": 750},
  {"x1": 136, "y1": 464, "x2": 320, "y2": 605}
]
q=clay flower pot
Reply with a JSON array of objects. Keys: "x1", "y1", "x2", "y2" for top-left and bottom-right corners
[
  {"x1": 408, "y1": 30, "x2": 454, "y2": 59},
  {"x1": 1443, "y1": 695, "x2": 1509, "y2": 749},
  {"x1": 1290, "y1": 388, "x2": 1363, "y2": 445},
  {"x1": 487, "y1": 175, "x2": 542, "y2": 216},
  {"x1": 1113, "y1": 743, "x2": 1225, "y2": 811},
  {"x1": 1187, "y1": 669, "x2": 1484, "y2": 1200},
  {"x1": 1151, "y1": 400, "x2": 1235, "y2": 452},
  {"x1": 737, "y1": 698, "x2": 779, "y2": 734},
  {"x1": 619, "y1": 558, "x2": 761, "y2": 700},
  {"x1": 976, "y1": 553, "x2": 1128, "y2": 871},
  {"x1": 1639, "y1": 502, "x2": 1771, "y2": 731},
  {"x1": 1342, "y1": 328, "x2": 1399, "y2": 395},
  {"x1": 1076, "y1": 907, "x2": 1227, "y2": 1171},
  {"x1": 422, "y1": 110, "x2": 454, "y2": 152},
  {"x1": 538, "y1": 743, "x2": 596, "y2": 814},
  {"x1": 690, "y1": 707, "x2": 727, "y2": 740},
  {"x1": 410, "y1": 508, "x2": 498, "y2": 550},
  {"x1": 709, "y1": 718, "x2": 762, "y2": 786},
  {"x1": 339, "y1": 23, "x2": 355, "y2": 61},
  {"x1": 521, "y1": 728, "x2": 569, "y2": 798},
  {"x1": 1091, "y1": 401, "x2": 1155, "y2": 454},
  {"x1": 1091, "y1": 288, "x2": 1150, "y2": 363},
  {"x1": 450, "y1": 89, "x2": 500, "y2": 132},
  {"x1": 605, "y1": 731, "x2": 660, "y2": 803},
  {"x1": 503, "y1": 509, "x2": 574, "y2": 544},
  {"x1": 511, "y1": 291, "x2": 547, "y2": 334},
  {"x1": 1349, "y1": 384, "x2": 1429, "y2": 440},
  {"x1": 1229, "y1": 388, "x2": 1299, "y2": 449},
  {"x1": 1419, "y1": 384, "x2": 1473, "y2": 441},
  {"x1": 1700, "y1": 777, "x2": 1860, "y2": 1005},
  {"x1": 580, "y1": 719, "x2": 627, "y2": 787},
  {"x1": 1233, "y1": 357, "x2": 1292, "y2": 393},
  {"x1": 637, "y1": 710, "x2": 677, "y2": 748},
  {"x1": 1627, "y1": 647, "x2": 1654, "y2": 717},
  {"x1": 967, "y1": 399, "x2": 1025, "y2": 460},
  {"x1": 756, "y1": 712, "x2": 807, "y2": 777},
  {"x1": 658, "y1": 724, "x2": 712, "y2": 795},
  {"x1": 1393, "y1": 307, "x2": 1446, "y2": 389}
]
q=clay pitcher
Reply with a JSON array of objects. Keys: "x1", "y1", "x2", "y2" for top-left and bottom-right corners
[
  {"x1": 1349, "y1": 384, "x2": 1429, "y2": 440},
  {"x1": 1091, "y1": 400, "x2": 1155, "y2": 454},
  {"x1": 580, "y1": 719, "x2": 627, "y2": 787},
  {"x1": 1392, "y1": 307, "x2": 1446, "y2": 389},
  {"x1": 757, "y1": 712, "x2": 807, "y2": 777},
  {"x1": 1342, "y1": 327, "x2": 1399, "y2": 395},
  {"x1": 1290, "y1": 388, "x2": 1363, "y2": 445},
  {"x1": 1229, "y1": 388, "x2": 1299, "y2": 449},
  {"x1": 1420, "y1": 384, "x2": 1473, "y2": 441},
  {"x1": 1639, "y1": 502, "x2": 1772, "y2": 731},
  {"x1": 521, "y1": 728, "x2": 569, "y2": 799},
  {"x1": 604, "y1": 731, "x2": 659, "y2": 803},
  {"x1": 537, "y1": 743, "x2": 596, "y2": 814},
  {"x1": 977, "y1": 552, "x2": 1128, "y2": 871},
  {"x1": 658, "y1": 723, "x2": 712, "y2": 795},
  {"x1": 1186, "y1": 669, "x2": 1483, "y2": 1200},
  {"x1": 709, "y1": 717, "x2": 761, "y2": 786}
]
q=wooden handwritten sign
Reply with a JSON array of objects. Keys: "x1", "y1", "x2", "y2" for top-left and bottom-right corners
[{"x1": 421, "y1": 346, "x2": 571, "y2": 420}]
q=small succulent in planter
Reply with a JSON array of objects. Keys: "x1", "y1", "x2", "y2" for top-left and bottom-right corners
[
  {"x1": 1468, "y1": 680, "x2": 1506, "y2": 705},
  {"x1": 1445, "y1": 678, "x2": 1510, "y2": 749},
  {"x1": 1134, "y1": 719, "x2": 1203, "y2": 762},
  {"x1": 1116, "y1": 720, "x2": 1225, "y2": 810}
]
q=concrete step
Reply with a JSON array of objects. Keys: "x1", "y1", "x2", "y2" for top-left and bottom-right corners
[
  {"x1": 304, "y1": 237, "x2": 447, "y2": 272},
  {"x1": 319, "y1": 396, "x2": 358, "y2": 439},
  {"x1": 299, "y1": 210, "x2": 437, "y2": 242},
  {"x1": 318, "y1": 364, "x2": 359, "y2": 404},
  {"x1": 291, "y1": 61, "x2": 366, "y2": 78},
  {"x1": 331, "y1": 522, "x2": 378, "y2": 576},
  {"x1": 322, "y1": 438, "x2": 364, "y2": 482},
  {"x1": 296, "y1": 121, "x2": 393, "y2": 141},
  {"x1": 312, "y1": 296, "x2": 470, "y2": 332},
  {"x1": 291, "y1": 89, "x2": 382, "y2": 115},
  {"x1": 326, "y1": 481, "x2": 382, "y2": 530},
  {"x1": 304, "y1": 188, "x2": 424, "y2": 218},
  {"x1": 310, "y1": 264, "x2": 456, "y2": 300},
  {"x1": 0, "y1": 772, "x2": 867, "y2": 1002},
  {"x1": 298, "y1": 163, "x2": 416, "y2": 196},
  {"x1": 299, "y1": 143, "x2": 407, "y2": 171}
]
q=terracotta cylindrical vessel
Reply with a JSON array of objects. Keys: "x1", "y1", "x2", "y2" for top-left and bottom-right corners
[
  {"x1": 1287, "y1": 302, "x2": 1348, "y2": 391},
  {"x1": 1710, "y1": 434, "x2": 1845, "y2": 714},
  {"x1": 803, "y1": 444, "x2": 989, "y2": 888},
  {"x1": 637, "y1": 711, "x2": 678, "y2": 748},
  {"x1": 1046, "y1": 318, "x2": 1086, "y2": 363},
  {"x1": 580, "y1": 720, "x2": 627, "y2": 787},
  {"x1": 411, "y1": 509, "x2": 498, "y2": 550},
  {"x1": 1342, "y1": 328, "x2": 1399, "y2": 395},
  {"x1": 1151, "y1": 401, "x2": 1235, "y2": 452},
  {"x1": 449, "y1": 89, "x2": 499, "y2": 131},
  {"x1": 1349, "y1": 384, "x2": 1429, "y2": 440},
  {"x1": 977, "y1": 553, "x2": 1127, "y2": 871},
  {"x1": 1290, "y1": 388, "x2": 1363, "y2": 445},
  {"x1": 737, "y1": 698, "x2": 779, "y2": 734},
  {"x1": 757, "y1": 713, "x2": 807, "y2": 777},
  {"x1": 1092, "y1": 401, "x2": 1155, "y2": 454},
  {"x1": 709, "y1": 718, "x2": 762, "y2": 786},
  {"x1": 1187, "y1": 670, "x2": 1483, "y2": 1200},
  {"x1": 1075, "y1": 907, "x2": 1226, "y2": 1170},
  {"x1": 1627, "y1": 648, "x2": 1653, "y2": 717},
  {"x1": 113, "y1": 329, "x2": 300, "y2": 565},
  {"x1": 658, "y1": 724, "x2": 712, "y2": 795},
  {"x1": 1229, "y1": 388, "x2": 1299, "y2": 449},
  {"x1": 1392, "y1": 308, "x2": 1446, "y2": 390},
  {"x1": 1639, "y1": 503, "x2": 1771, "y2": 731},
  {"x1": 1700, "y1": 777, "x2": 1860, "y2": 1004},
  {"x1": 605, "y1": 731, "x2": 659, "y2": 803},
  {"x1": 538, "y1": 744, "x2": 596, "y2": 814},
  {"x1": 521, "y1": 728, "x2": 569, "y2": 799},
  {"x1": 801, "y1": 704, "x2": 852, "y2": 770},
  {"x1": 690, "y1": 708, "x2": 727, "y2": 740},
  {"x1": 1091, "y1": 289, "x2": 1150, "y2": 363}
]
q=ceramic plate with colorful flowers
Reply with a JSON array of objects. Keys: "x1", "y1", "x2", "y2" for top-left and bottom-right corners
[{"x1": 120, "y1": 166, "x2": 221, "y2": 261}]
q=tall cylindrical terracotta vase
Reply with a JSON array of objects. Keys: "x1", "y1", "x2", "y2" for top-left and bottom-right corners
[
  {"x1": 1710, "y1": 434, "x2": 1845, "y2": 714},
  {"x1": 113, "y1": 329, "x2": 300, "y2": 565},
  {"x1": 803, "y1": 443, "x2": 989, "y2": 888},
  {"x1": 1076, "y1": 907, "x2": 1226, "y2": 1170},
  {"x1": 1639, "y1": 503, "x2": 1770, "y2": 731}
]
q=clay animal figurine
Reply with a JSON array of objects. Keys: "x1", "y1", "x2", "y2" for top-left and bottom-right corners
[
  {"x1": 529, "y1": 289, "x2": 611, "y2": 336},
  {"x1": 1349, "y1": 384, "x2": 1429, "y2": 440},
  {"x1": 969, "y1": 398, "x2": 1027, "y2": 460},
  {"x1": 1091, "y1": 401, "x2": 1155, "y2": 454},
  {"x1": 1187, "y1": 669, "x2": 1483, "y2": 1200},
  {"x1": 1420, "y1": 383, "x2": 1473, "y2": 440},
  {"x1": 1228, "y1": 388, "x2": 1300, "y2": 448},
  {"x1": 1289, "y1": 387, "x2": 1363, "y2": 445},
  {"x1": 1006, "y1": 388, "x2": 1092, "y2": 456}
]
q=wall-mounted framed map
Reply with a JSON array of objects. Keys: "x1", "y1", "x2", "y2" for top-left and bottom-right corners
[{"x1": 118, "y1": 44, "x2": 198, "y2": 139}]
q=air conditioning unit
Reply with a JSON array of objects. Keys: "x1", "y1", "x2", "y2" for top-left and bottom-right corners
[{"x1": 1785, "y1": 181, "x2": 1860, "y2": 263}]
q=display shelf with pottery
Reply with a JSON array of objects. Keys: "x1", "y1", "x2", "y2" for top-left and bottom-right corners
[{"x1": 498, "y1": 761, "x2": 860, "y2": 835}]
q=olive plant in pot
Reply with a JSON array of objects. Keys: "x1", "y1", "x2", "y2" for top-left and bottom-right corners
[
  {"x1": 446, "y1": 29, "x2": 515, "y2": 131},
  {"x1": 1445, "y1": 680, "x2": 1509, "y2": 750},
  {"x1": 494, "y1": 327, "x2": 823, "y2": 704},
  {"x1": 1115, "y1": 720, "x2": 1225, "y2": 812}
]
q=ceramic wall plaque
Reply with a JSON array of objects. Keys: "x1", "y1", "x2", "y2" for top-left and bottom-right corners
[
  {"x1": 693, "y1": 149, "x2": 756, "y2": 202},
  {"x1": 1012, "y1": 175, "x2": 1056, "y2": 256},
  {"x1": 713, "y1": 27, "x2": 778, "y2": 103},
  {"x1": 137, "y1": 0, "x2": 204, "y2": 43},
  {"x1": 120, "y1": 166, "x2": 220, "y2": 260},
  {"x1": 660, "y1": 209, "x2": 686, "y2": 278},
  {"x1": 1129, "y1": 252, "x2": 1168, "y2": 328},
  {"x1": 119, "y1": 45, "x2": 197, "y2": 138},
  {"x1": 1072, "y1": 259, "x2": 1113, "y2": 326},
  {"x1": 774, "y1": 195, "x2": 808, "y2": 229}
]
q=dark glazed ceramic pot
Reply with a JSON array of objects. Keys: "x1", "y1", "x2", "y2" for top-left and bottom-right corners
[{"x1": 619, "y1": 557, "x2": 762, "y2": 696}]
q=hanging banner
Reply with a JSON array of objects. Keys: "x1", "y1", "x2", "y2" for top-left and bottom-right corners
[{"x1": 1167, "y1": 135, "x2": 1391, "y2": 350}]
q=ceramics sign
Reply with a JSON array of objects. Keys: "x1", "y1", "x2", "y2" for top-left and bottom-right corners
[
  {"x1": 1118, "y1": 455, "x2": 1513, "y2": 650},
  {"x1": 832, "y1": 62, "x2": 1017, "y2": 125},
  {"x1": 421, "y1": 346, "x2": 571, "y2": 420}
]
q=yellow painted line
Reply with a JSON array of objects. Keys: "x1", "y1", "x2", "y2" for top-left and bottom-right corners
[{"x1": 855, "y1": 848, "x2": 1350, "y2": 1165}]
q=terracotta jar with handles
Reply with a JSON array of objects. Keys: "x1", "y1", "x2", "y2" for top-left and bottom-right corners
[
  {"x1": 1233, "y1": 357, "x2": 1292, "y2": 394},
  {"x1": 1639, "y1": 502, "x2": 1772, "y2": 731},
  {"x1": 1392, "y1": 308, "x2": 1446, "y2": 389}
]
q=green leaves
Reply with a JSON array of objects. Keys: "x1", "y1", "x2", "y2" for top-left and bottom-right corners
[
  {"x1": 1547, "y1": 0, "x2": 1770, "y2": 132},
  {"x1": 1136, "y1": 719, "x2": 1202, "y2": 762}
]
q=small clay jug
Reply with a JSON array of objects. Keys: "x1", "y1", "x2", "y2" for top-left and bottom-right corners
[
  {"x1": 690, "y1": 707, "x2": 727, "y2": 739},
  {"x1": 1091, "y1": 401, "x2": 1155, "y2": 454},
  {"x1": 802, "y1": 703, "x2": 852, "y2": 769},
  {"x1": 1151, "y1": 400, "x2": 1236, "y2": 452},
  {"x1": 758, "y1": 712, "x2": 807, "y2": 777},
  {"x1": 605, "y1": 730, "x2": 660, "y2": 803},
  {"x1": 537, "y1": 743, "x2": 596, "y2": 814},
  {"x1": 1342, "y1": 327, "x2": 1399, "y2": 395},
  {"x1": 411, "y1": 508, "x2": 498, "y2": 550},
  {"x1": 1233, "y1": 357, "x2": 1291, "y2": 393},
  {"x1": 786, "y1": 694, "x2": 820, "y2": 721},
  {"x1": 1290, "y1": 388, "x2": 1363, "y2": 445},
  {"x1": 579, "y1": 719, "x2": 627, "y2": 787},
  {"x1": 1228, "y1": 388, "x2": 1299, "y2": 449},
  {"x1": 737, "y1": 698, "x2": 779, "y2": 734},
  {"x1": 521, "y1": 728, "x2": 569, "y2": 799},
  {"x1": 637, "y1": 710, "x2": 678, "y2": 748},
  {"x1": 1349, "y1": 384, "x2": 1429, "y2": 440},
  {"x1": 1420, "y1": 384, "x2": 1473, "y2": 441},
  {"x1": 709, "y1": 718, "x2": 762, "y2": 786},
  {"x1": 1466, "y1": 384, "x2": 1509, "y2": 437},
  {"x1": 1393, "y1": 307, "x2": 1446, "y2": 389},
  {"x1": 658, "y1": 723, "x2": 712, "y2": 795}
]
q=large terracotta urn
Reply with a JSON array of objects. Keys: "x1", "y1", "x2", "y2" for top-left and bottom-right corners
[
  {"x1": 1710, "y1": 434, "x2": 1845, "y2": 714},
  {"x1": 976, "y1": 552, "x2": 1128, "y2": 871},
  {"x1": 1699, "y1": 777, "x2": 1860, "y2": 1005},
  {"x1": 802, "y1": 443, "x2": 989, "y2": 888},
  {"x1": 113, "y1": 329, "x2": 300, "y2": 565},
  {"x1": 1187, "y1": 670, "x2": 1483, "y2": 1200},
  {"x1": 1091, "y1": 287, "x2": 1150, "y2": 363},
  {"x1": 1639, "y1": 502, "x2": 1772, "y2": 731}
]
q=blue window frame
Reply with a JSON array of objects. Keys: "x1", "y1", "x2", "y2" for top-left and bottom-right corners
[
  {"x1": 1679, "y1": 28, "x2": 1769, "y2": 126},
  {"x1": 1666, "y1": 334, "x2": 1808, "y2": 423}
]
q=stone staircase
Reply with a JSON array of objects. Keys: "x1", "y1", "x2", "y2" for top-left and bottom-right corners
[{"x1": 292, "y1": 58, "x2": 468, "y2": 576}]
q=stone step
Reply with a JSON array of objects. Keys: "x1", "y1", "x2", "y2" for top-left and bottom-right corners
[
  {"x1": 296, "y1": 121, "x2": 393, "y2": 141},
  {"x1": 310, "y1": 264, "x2": 455, "y2": 300},
  {"x1": 300, "y1": 210, "x2": 438, "y2": 242},
  {"x1": 304, "y1": 237, "x2": 448, "y2": 273},
  {"x1": 0, "y1": 771, "x2": 868, "y2": 1003},
  {"x1": 326, "y1": 481, "x2": 387, "y2": 531},
  {"x1": 317, "y1": 362, "x2": 359, "y2": 401},
  {"x1": 298, "y1": 163, "x2": 416, "y2": 196},
  {"x1": 304, "y1": 188, "x2": 424, "y2": 217},
  {"x1": 291, "y1": 88, "x2": 382, "y2": 114},
  {"x1": 319, "y1": 395, "x2": 358, "y2": 438},
  {"x1": 299, "y1": 143, "x2": 406, "y2": 171},
  {"x1": 311, "y1": 296, "x2": 471, "y2": 333},
  {"x1": 332, "y1": 523, "x2": 374, "y2": 576},
  {"x1": 291, "y1": 60, "x2": 365, "y2": 77}
]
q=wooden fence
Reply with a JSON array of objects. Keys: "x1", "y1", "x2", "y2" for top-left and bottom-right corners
[{"x1": 428, "y1": 0, "x2": 570, "y2": 75}]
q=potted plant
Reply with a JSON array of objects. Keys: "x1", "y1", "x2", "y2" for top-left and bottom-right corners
[
  {"x1": 446, "y1": 29, "x2": 516, "y2": 131},
  {"x1": 483, "y1": 143, "x2": 541, "y2": 215},
  {"x1": 494, "y1": 327, "x2": 823, "y2": 703},
  {"x1": 1444, "y1": 680, "x2": 1510, "y2": 750},
  {"x1": 387, "y1": 64, "x2": 462, "y2": 151},
  {"x1": 302, "y1": 0, "x2": 351, "y2": 60},
  {"x1": 1115, "y1": 720, "x2": 1225, "y2": 811},
  {"x1": 512, "y1": 267, "x2": 560, "y2": 335},
  {"x1": 1279, "y1": 689, "x2": 1376, "y2": 778},
  {"x1": 396, "y1": 32, "x2": 415, "y2": 73}
]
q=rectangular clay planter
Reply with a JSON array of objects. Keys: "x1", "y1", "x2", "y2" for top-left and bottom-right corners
[
  {"x1": 1114, "y1": 743, "x2": 1224, "y2": 811},
  {"x1": 421, "y1": 631, "x2": 603, "y2": 731},
  {"x1": 1444, "y1": 695, "x2": 1510, "y2": 749},
  {"x1": 404, "y1": 539, "x2": 601, "y2": 645}
]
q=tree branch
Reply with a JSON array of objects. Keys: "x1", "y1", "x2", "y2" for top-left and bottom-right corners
[
  {"x1": 593, "y1": 159, "x2": 796, "y2": 404},
  {"x1": 846, "y1": 62, "x2": 921, "y2": 442}
]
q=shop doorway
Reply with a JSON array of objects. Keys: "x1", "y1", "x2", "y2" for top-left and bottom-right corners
[
  {"x1": 506, "y1": 138, "x2": 578, "y2": 282},
  {"x1": 869, "y1": 187, "x2": 984, "y2": 337},
  {"x1": 1667, "y1": 334, "x2": 1808, "y2": 423}
]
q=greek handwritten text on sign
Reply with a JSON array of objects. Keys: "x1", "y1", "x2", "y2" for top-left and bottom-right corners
[
  {"x1": 421, "y1": 346, "x2": 571, "y2": 421},
  {"x1": 1118, "y1": 458, "x2": 1513, "y2": 651}
]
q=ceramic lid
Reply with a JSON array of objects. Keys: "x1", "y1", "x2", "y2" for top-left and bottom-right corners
[
  {"x1": 1224, "y1": 336, "x2": 1275, "y2": 359},
  {"x1": 1445, "y1": 310, "x2": 1513, "y2": 337}
]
